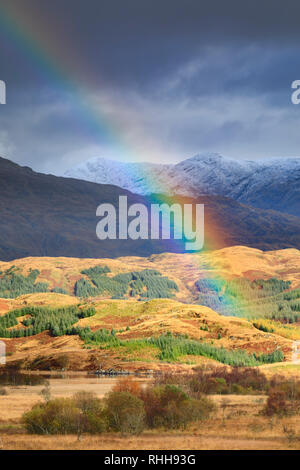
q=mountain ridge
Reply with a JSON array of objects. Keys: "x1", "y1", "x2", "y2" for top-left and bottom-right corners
[
  {"x1": 0, "y1": 155, "x2": 299, "y2": 260},
  {"x1": 65, "y1": 152, "x2": 300, "y2": 216}
]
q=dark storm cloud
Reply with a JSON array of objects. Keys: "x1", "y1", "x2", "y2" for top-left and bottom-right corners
[
  {"x1": 2, "y1": 0, "x2": 300, "y2": 90},
  {"x1": 0, "y1": 0, "x2": 300, "y2": 172}
]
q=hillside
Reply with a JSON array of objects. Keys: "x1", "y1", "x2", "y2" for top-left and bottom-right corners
[
  {"x1": 0, "y1": 246, "x2": 299, "y2": 371},
  {"x1": 0, "y1": 298, "x2": 292, "y2": 371},
  {"x1": 0, "y1": 246, "x2": 298, "y2": 302},
  {"x1": 0, "y1": 156, "x2": 300, "y2": 260},
  {"x1": 65, "y1": 153, "x2": 300, "y2": 216}
]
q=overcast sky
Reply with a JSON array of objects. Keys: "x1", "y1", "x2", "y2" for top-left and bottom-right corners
[{"x1": 0, "y1": 0, "x2": 300, "y2": 174}]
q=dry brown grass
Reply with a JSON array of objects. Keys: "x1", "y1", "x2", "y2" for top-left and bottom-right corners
[
  {"x1": 1, "y1": 383, "x2": 300, "y2": 450},
  {"x1": 0, "y1": 376, "x2": 150, "y2": 423},
  {"x1": 0, "y1": 432, "x2": 296, "y2": 450},
  {"x1": 0, "y1": 246, "x2": 299, "y2": 305}
]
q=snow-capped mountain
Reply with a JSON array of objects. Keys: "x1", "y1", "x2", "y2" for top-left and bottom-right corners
[
  {"x1": 65, "y1": 153, "x2": 300, "y2": 216},
  {"x1": 65, "y1": 157, "x2": 171, "y2": 195}
]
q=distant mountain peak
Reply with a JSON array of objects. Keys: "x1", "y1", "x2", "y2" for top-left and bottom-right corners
[
  {"x1": 65, "y1": 152, "x2": 300, "y2": 216},
  {"x1": 184, "y1": 152, "x2": 224, "y2": 163},
  {"x1": 0, "y1": 154, "x2": 298, "y2": 259}
]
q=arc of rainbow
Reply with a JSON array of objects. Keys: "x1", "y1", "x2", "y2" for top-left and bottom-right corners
[
  {"x1": 0, "y1": 3, "x2": 136, "y2": 161},
  {"x1": 0, "y1": 3, "x2": 246, "y2": 318}
]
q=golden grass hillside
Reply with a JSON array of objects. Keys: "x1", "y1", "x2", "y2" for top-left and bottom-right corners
[
  {"x1": 0, "y1": 246, "x2": 298, "y2": 303},
  {"x1": 1, "y1": 298, "x2": 292, "y2": 372},
  {"x1": 0, "y1": 246, "x2": 299, "y2": 372}
]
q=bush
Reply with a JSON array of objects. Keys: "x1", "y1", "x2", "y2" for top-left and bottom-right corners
[
  {"x1": 263, "y1": 388, "x2": 289, "y2": 417},
  {"x1": 22, "y1": 394, "x2": 107, "y2": 435},
  {"x1": 273, "y1": 381, "x2": 300, "y2": 401},
  {"x1": 104, "y1": 391, "x2": 146, "y2": 435},
  {"x1": 21, "y1": 382, "x2": 215, "y2": 436},
  {"x1": 156, "y1": 367, "x2": 269, "y2": 396},
  {"x1": 73, "y1": 391, "x2": 107, "y2": 434},
  {"x1": 112, "y1": 378, "x2": 141, "y2": 396},
  {"x1": 140, "y1": 384, "x2": 215, "y2": 429},
  {"x1": 22, "y1": 398, "x2": 81, "y2": 434}
]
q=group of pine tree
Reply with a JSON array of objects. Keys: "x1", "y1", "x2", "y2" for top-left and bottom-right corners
[
  {"x1": 0, "y1": 265, "x2": 290, "y2": 367},
  {"x1": 196, "y1": 276, "x2": 300, "y2": 322},
  {"x1": 0, "y1": 265, "x2": 178, "y2": 301},
  {"x1": 0, "y1": 264, "x2": 299, "y2": 359},
  {"x1": 0, "y1": 305, "x2": 96, "y2": 338},
  {"x1": 74, "y1": 266, "x2": 178, "y2": 300}
]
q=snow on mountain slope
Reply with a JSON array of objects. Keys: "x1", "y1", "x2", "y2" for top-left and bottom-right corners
[
  {"x1": 65, "y1": 157, "x2": 171, "y2": 194},
  {"x1": 65, "y1": 153, "x2": 300, "y2": 216}
]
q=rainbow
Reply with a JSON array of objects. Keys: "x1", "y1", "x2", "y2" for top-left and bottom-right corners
[
  {"x1": 0, "y1": 3, "x2": 248, "y2": 318},
  {"x1": 0, "y1": 2, "x2": 138, "y2": 161}
]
